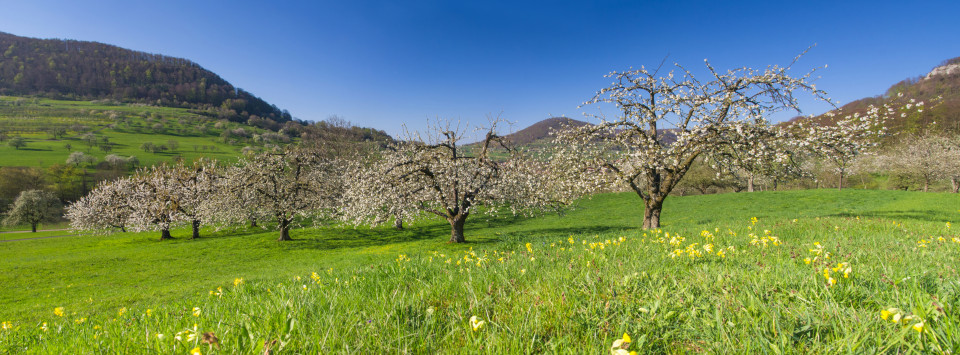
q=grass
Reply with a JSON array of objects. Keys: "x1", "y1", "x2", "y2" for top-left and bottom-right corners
[
  {"x1": 0, "y1": 96, "x2": 282, "y2": 168},
  {"x1": 0, "y1": 189, "x2": 958, "y2": 353}
]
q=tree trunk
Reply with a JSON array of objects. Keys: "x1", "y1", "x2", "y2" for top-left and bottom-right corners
[
  {"x1": 249, "y1": 219, "x2": 257, "y2": 228},
  {"x1": 160, "y1": 228, "x2": 172, "y2": 241},
  {"x1": 642, "y1": 199, "x2": 663, "y2": 229},
  {"x1": 747, "y1": 175, "x2": 755, "y2": 192},
  {"x1": 837, "y1": 173, "x2": 844, "y2": 191},
  {"x1": 278, "y1": 219, "x2": 292, "y2": 241},
  {"x1": 952, "y1": 177, "x2": 959, "y2": 193},
  {"x1": 448, "y1": 215, "x2": 467, "y2": 243},
  {"x1": 394, "y1": 215, "x2": 404, "y2": 230},
  {"x1": 923, "y1": 179, "x2": 929, "y2": 192},
  {"x1": 191, "y1": 219, "x2": 201, "y2": 239},
  {"x1": 31, "y1": 223, "x2": 37, "y2": 233}
]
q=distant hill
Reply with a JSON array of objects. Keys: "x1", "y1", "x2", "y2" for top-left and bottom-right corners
[
  {"x1": 789, "y1": 56, "x2": 960, "y2": 134},
  {"x1": 0, "y1": 31, "x2": 290, "y2": 124},
  {"x1": 502, "y1": 117, "x2": 590, "y2": 146}
]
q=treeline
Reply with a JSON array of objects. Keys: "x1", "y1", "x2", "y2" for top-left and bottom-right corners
[{"x1": 0, "y1": 32, "x2": 290, "y2": 124}]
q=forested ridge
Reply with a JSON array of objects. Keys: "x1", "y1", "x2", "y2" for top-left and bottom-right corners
[{"x1": 0, "y1": 31, "x2": 290, "y2": 124}]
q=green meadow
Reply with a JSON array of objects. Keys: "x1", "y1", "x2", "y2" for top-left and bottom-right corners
[
  {"x1": 0, "y1": 189, "x2": 958, "y2": 353},
  {"x1": 0, "y1": 96, "x2": 274, "y2": 168}
]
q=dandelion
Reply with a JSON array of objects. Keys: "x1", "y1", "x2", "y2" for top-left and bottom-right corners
[
  {"x1": 191, "y1": 347, "x2": 202, "y2": 355},
  {"x1": 54, "y1": 307, "x2": 64, "y2": 317},
  {"x1": 469, "y1": 316, "x2": 485, "y2": 332},
  {"x1": 804, "y1": 257, "x2": 811, "y2": 264},
  {"x1": 146, "y1": 309, "x2": 153, "y2": 317}
]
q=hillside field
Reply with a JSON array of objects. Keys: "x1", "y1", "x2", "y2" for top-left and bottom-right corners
[
  {"x1": 0, "y1": 189, "x2": 958, "y2": 353},
  {"x1": 0, "y1": 96, "x2": 278, "y2": 168}
]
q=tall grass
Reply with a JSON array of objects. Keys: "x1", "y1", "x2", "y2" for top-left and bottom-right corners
[{"x1": 0, "y1": 190, "x2": 958, "y2": 353}]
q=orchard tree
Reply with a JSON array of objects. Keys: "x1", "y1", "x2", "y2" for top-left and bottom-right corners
[
  {"x1": 949, "y1": 135, "x2": 960, "y2": 193},
  {"x1": 881, "y1": 134, "x2": 957, "y2": 192},
  {"x1": 341, "y1": 156, "x2": 421, "y2": 230},
  {"x1": 66, "y1": 177, "x2": 136, "y2": 233},
  {"x1": 346, "y1": 118, "x2": 579, "y2": 243},
  {"x1": 798, "y1": 94, "x2": 930, "y2": 190},
  {"x1": 161, "y1": 159, "x2": 222, "y2": 238},
  {"x1": 125, "y1": 168, "x2": 184, "y2": 240},
  {"x1": 3, "y1": 189, "x2": 61, "y2": 232},
  {"x1": 224, "y1": 149, "x2": 341, "y2": 241},
  {"x1": 8, "y1": 136, "x2": 26, "y2": 150},
  {"x1": 711, "y1": 123, "x2": 805, "y2": 192},
  {"x1": 554, "y1": 56, "x2": 827, "y2": 229}
]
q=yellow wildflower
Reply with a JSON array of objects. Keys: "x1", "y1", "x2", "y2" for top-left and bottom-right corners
[
  {"x1": 469, "y1": 315, "x2": 485, "y2": 331},
  {"x1": 1, "y1": 321, "x2": 12, "y2": 330},
  {"x1": 234, "y1": 278, "x2": 244, "y2": 286},
  {"x1": 54, "y1": 307, "x2": 64, "y2": 317},
  {"x1": 191, "y1": 347, "x2": 202, "y2": 355},
  {"x1": 192, "y1": 307, "x2": 201, "y2": 317},
  {"x1": 526, "y1": 243, "x2": 533, "y2": 253},
  {"x1": 912, "y1": 321, "x2": 924, "y2": 333}
]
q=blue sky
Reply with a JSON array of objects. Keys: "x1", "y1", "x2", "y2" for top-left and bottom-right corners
[{"x1": 1, "y1": 0, "x2": 958, "y2": 137}]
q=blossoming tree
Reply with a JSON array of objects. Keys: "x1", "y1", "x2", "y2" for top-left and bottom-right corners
[
  {"x1": 223, "y1": 149, "x2": 342, "y2": 241},
  {"x1": 66, "y1": 177, "x2": 136, "y2": 233},
  {"x1": 3, "y1": 189, "x2": 61, "y2": 233},
  {"x1": 553, "y1": 56, "x2": 827, "y2": 229},
  {"x1": 345, "y1": 118, "x2": 579, "y2": 243}
]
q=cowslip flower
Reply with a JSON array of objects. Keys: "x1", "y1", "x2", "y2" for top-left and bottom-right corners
[
  {"x1": 912, "y1": 321, "x2": 924, "y2": 333},
  {"x1": 234, "y1": 278, "x2": 244, "y2": 286},
  {"x1": 54, "y1": 307, "x2": 65, "y2": 317},
  {"x1": 192, "y1": 307, "x2": 201, "y2": 317},
  {"x1": 191, "y1": 347, "x2": 202, "y2": 355},
  {"x1": 469, "y1": 316, "x2": 485, "y2": 332},
  {"x1": 610, "y1": 332, "x2": 637, "y2": 355}
]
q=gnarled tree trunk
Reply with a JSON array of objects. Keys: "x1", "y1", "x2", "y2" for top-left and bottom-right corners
[
  {"x1": 278, "y1": 218, "x2": 293, "y2": 241},
  {"x1": 642, "y1": 199, "x2": 663, "y2": 229},
  {"x1": 160, "y1": 228, "x2": 172, "y2": 241},
  {"x1": 448, "y1": 214, "x2": 467, "y2": 243},
  {"x1": 191, "y1": 219, "x2": 201, "y2": 239}
]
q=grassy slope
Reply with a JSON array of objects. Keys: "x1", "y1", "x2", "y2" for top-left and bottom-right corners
[
  {"x1": 0, "y1": 96, "x2": 273, "y2": 168},
  {"x1": 0, "y1": 189, "x2": 958, "y2": 353}
]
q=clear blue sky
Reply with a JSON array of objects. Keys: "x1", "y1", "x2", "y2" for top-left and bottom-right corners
[{"x1": 1, "y1": 0, "x2": 958, "y2": 137}]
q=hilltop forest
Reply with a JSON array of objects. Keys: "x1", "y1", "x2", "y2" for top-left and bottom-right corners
[{"x1": 0, "y1": 31, "x2": 290, "y2": 124}]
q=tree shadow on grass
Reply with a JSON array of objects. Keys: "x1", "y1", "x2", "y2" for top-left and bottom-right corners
[
  {"x1": 276, "y1": 219, "x2": 635, "y2": 252},
  {"x1": 832, "y1": 210, "x2": 957, "y2": 223}
]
